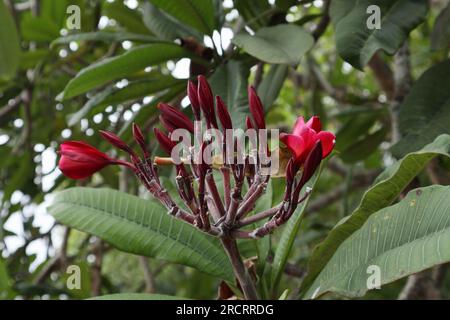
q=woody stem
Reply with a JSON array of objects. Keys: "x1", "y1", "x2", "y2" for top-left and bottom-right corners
[{"x1": 220, "y1": 237, "x2": 259, "y2": 300}]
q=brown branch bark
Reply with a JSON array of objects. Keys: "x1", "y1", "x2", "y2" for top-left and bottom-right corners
[
  {"x1": 139, "y1": 257, "x2": 155, "y2": 294},
  {"x1": 220, "y1": 238, "x2": 259, "y2": 299},
  {"x1": 368, "y1": 52, "x2": 395, "y2": 100},
  {"x1": 390, "y1": 42, "x2": 412, "y2": 144},
  {"x1": 0, "y1": 94, "x2": 22, "y2": 118},
  {"x1": 91, "y1": 239, "x2": 103, "y2": 296},
  {"x1": 312, "y1": 0, "x2": 331, "y2": 41}
]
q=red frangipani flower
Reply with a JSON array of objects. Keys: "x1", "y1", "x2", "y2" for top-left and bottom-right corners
[
  {"x1": 280, "y1": 116, "x2": 335, "y2": 166},
  {"x1": 58, "y1": 141, "x2": 134, "y2": 179}
]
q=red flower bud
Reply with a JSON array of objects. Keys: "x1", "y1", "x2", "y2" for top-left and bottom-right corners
[
  {"x1": 100, "y1": 130, "x2": 129, "y2": 152},
  {"x1": 299, "y1": 140, "x2": 322, "y2": 186},
  {"x1": 158, "y1": 103, "x2": 194, "y2": 133},
  {"x1": 248, "y1": 86, "x2": 265, "y2": 129},
  {"x1": 154, "y1": 128, "x2": 176, "y2": 156},
  {"x1": 216, "y1": 96, "x2": 233, "y2": 130},
  {"x1": 58, "y1": 141, "x2": 133, "y2": 179},
  {"x1": 132, "y1": 123, "x2": 148, "y2": 156},
  {"x1": 285, "y1": 158, "x2": 296, "y2": 184},
  {"x1": 159, "y1": 115, "x2": 177, "y2": 133},
  {"x1": 100, "y1": 130, "x2": 139, "y2": 162},
  {"x1": 187, "y1": 80, "x2": 201, "y2": 120},
  {"x1": 197, "y1": 75, "x2": 218, "y2": 128},
  {"x1": 246, "y1": 116, "x2": 254, "y2": 130}
]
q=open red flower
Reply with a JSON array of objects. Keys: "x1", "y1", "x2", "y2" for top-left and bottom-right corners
[
  {"x1": 280, "y1": 116, "x2": 335, "y2": 165},
  {"x1": 58, "y1": 141, "x2": 133, "y2": 179}
]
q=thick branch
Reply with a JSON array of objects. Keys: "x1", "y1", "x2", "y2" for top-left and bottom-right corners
[{"x1": 220, "y1": 238, "x2": 259, "y2": 300}]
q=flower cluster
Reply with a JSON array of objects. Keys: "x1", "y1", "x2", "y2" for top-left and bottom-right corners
[{"x1": 58, "y1": 76, "x2": 335, "y2": 239}]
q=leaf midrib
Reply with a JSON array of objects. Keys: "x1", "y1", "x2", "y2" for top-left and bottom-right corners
[
  {"x1": 53, "y1": 199, "x2": 225, "y2": 267},
  {"x1": 309, "y1": 188, "x2": 450, "y2": 298},
  {"x1": 312, "y1": 225, "x2": 450, "y2": 298},
  {"x1": 185, "y1": 0, "x2": 212, "y2": 34}
]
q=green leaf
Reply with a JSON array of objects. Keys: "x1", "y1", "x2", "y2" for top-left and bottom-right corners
[
  {"x1": 59, "y1": 43, "x2": 191, "y2": 100},
  {"x1": 103, "y1": 1, "x2": 152, "y2": 35},
  {"x1": 232, "y1": 24, "x2": 314, "y2": 65},
  {"x1": 21, "y1": 15, "x2": 61, "y2": 42},
  {"x1": 331, "y1": 0, "x2": 428, "y2": 69},
  {"x1": 19, "y1": 50, "x2": 49, "y2": 70},
  {"x1": 300, "y1": 134, "x2": 450, "y2": 295},
  {"x1": 67, "y1": 76, "x2": 183, "y2": 127},
  {"x1": 89, "y1": 293, "x2": 188, "y2": 300},
  {"x1": 0, "y1": 257, "x2": 13, "y2": 299},
  {"x1": 335, "y1": 113, "x2": 381, "y2": 152},
  {"x1": 3, "y1": 153, "x2": 34, "y2": 202},
  {"x1": 149, "y1": 0, "x2": 216, "y2": 35},
  {"x1": 340, "y1": 126, "x2": 388, "y2": 164},
  {"x1": 305, "y1": 185, "x2": 450, "y2": 298},
  {"x1": 391, "y1": 60, "x2": 450, "y2": 158},
  {"x1": 234, "y1": 0, "x2": 272, "y2": 30},
  {"x1": 142, "y1": 2, "x2": 201, "y2": 40},
  {"x1": 40, "y1": 0, "x2": 68, "y2": 29},
  {"x1": 0, "y1": 1, "x2": 20, "y2": 81},
  {"x1": 257, "y1": 64, "x2": 288, "y2": 111},
  {"x1": 431, "y1": 3, "x2": 450, "y2": 51},
  {"x1": 48, "y1": 187, "x2": 234, "y2": 281},
  {"x1": 270, "y1": 165, "x2": 323, "y2": 293},
  {"x1": 329, "y1": 0, "x2": 355, "y2": 25},
  {"x1": 209, "y1": 60, "x2": 250, "y2": 129},
  {"x1": 52, "y1": 31, "x2": 162, "y2": 46},
  {"x1": 66, "y1": 86, "x2": 116, "y2": 127}
]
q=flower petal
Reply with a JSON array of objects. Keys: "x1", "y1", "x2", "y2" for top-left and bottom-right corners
[
  {"x1": 316, "y1": 131, "x2": 335, "y2": 158},
  {"x1": 60, "y1": 141, "x2": 111, "y2": 163},
  {"x1": 292, "y1": 117, "x2": 305, "y2": 136},
  {"x1": 306, "y1": 116, "x2": 321, "y2": 132},
  {"x1": 298, "y1": 125, "x2": 318, "y2": 150},
  {"x1": 280, "y1": 133, "x2": 306, "y2": 163},
  {"x1": 58, "y1": 156, "x2": 107, "y2": 179}
]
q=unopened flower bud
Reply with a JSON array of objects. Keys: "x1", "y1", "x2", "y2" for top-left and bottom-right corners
[
  {"x1": 246, "y1": 116, "x2": 254, "y2": 130},
  {"x1": 300, "y1": 141, "x2": 322, "y2": 186},
  {"x1": 154, "y1": 128, "x2": 176, "y2": 156},
  {"x1": 132, "y1": 123, "x2": 148, "y2": 156},
  {"x1": 248, "y1": 86, "x2": 265, "y2": 129},
  {"x1": 197, "y1": 75, "x2": 218, "y2": 128},
  {"x1": 58, "y1": 141, "x2": 134, "y2": 179},
  {"x1": 187, "y1": 80, "x2": 201, "y2": 120},
  {"x1": 100, "y1": 130, "x2": 139, "y2": 162},
  {"x1": 216, "y1": 96, "x2": 233, "y2": 130},
  {"x1": 158, "y1": 103, "x2": 194, "y2": 133}
]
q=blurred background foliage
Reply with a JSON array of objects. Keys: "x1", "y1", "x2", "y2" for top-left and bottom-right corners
[{"x1": 0, "y1": 0, "x2": 449, "y2": 299}]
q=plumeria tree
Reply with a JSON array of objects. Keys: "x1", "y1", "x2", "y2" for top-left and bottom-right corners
[{"x1": 1, "y1": 0, "x2": 450, "y2": 300}]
